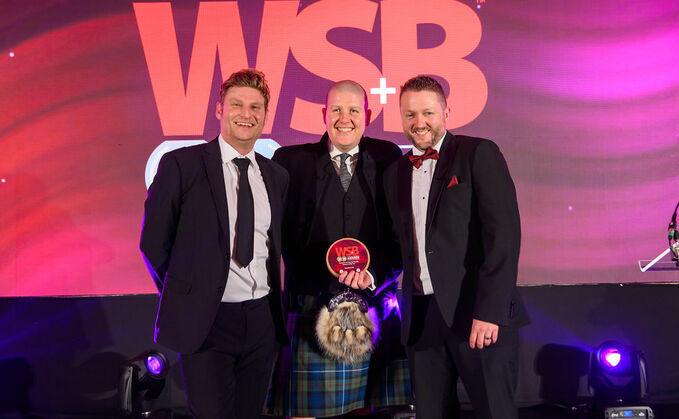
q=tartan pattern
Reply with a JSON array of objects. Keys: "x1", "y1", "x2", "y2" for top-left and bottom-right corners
[
  {"x1": 267, "y1": 298, "x2": 414, "y2": 416},
  {"x1": 367, "y1": 357, "x2": 413, "y2": 408},
  {"x1": 366, "y1": 300, "x2": 414, "y2": 408},
  {"x1": 268, "y1": 312, "x2": 370, "y2": 417}
]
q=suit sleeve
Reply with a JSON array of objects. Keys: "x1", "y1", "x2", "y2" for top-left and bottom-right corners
[
  {"x1": 370, "y1": 148, "x2": 404, "y2": 293},
  {"x1": 471, "y1": 141, "x2": 521, "y2": 324},
  {"x1": 140, "y1": 152, "x2": 182, "y2": 293}
]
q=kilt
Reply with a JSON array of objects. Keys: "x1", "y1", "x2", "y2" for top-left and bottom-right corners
[{"x1": 267, "y1": 294, "x2": 413, "y2": 417}]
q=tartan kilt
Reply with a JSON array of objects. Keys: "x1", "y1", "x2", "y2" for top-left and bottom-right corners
[
  {"x1": 267, "y1": 294, "x2": 413, "y2": 417},
  {"x1": 365, "y1": 297, "x2": 414, "y2": 408}
]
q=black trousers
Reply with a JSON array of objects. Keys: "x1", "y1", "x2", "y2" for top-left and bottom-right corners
[
  {"x1": 407, "y1": 295, "x2": 519, "y2": 419},
  {"x1": 179, "y1": 296, "x2": 276, "y2": 419}
]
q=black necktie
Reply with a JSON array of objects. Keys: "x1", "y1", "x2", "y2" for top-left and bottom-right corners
[{"x1": 233, "y1": 158, "x2": 254, "y2": 267}]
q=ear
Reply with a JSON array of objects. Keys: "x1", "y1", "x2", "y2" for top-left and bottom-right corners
[
  {"x1": 443, "y1": 106, "x2": 450, "y2": 122},
  {"x1": 322, "y1": 107, "x2": 327, "y2": 124},
  {"x1": 365, "y1": 109, "x2": 372, "y2": 127},
  {"x1": 216, "y1": 101, "x2": 223, "y2": 120}
]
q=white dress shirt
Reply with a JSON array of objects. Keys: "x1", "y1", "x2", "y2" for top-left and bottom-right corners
[
  {"x1": 218, "y1": 135, "x2": 272, "y2": 302},
  {"x1": 411, "y1": 134, "x2": 446, "y2": 295},
  {"x1": 328, "y1": 142, "x2": 359, "y2": 175}
]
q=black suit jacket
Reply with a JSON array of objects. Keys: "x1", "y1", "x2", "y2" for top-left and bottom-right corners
[
  {"x1": 384, "y1": 133, "x2": 529, "y2": 345},
  {"x1": 272, "y1": 134, "x2": 402, "y2": 302},
  {"x1": 140, "y1": 137, "x2": 289, "y2": 354}
]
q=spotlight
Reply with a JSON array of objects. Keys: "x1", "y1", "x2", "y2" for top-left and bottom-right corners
[
  {"x1": 590, "y1": 341, "x2": 647, "y2": 401},
  {"x1": 145, "y1": 352, "x2": 168, "y2": 379},
  {"x1": 120, "y1": 350, "x2": 169, "y2": 415}
]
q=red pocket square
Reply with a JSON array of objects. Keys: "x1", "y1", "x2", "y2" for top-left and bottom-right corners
[{"x1": 447, "y1": 175, "x2": 459, "y2": 188}]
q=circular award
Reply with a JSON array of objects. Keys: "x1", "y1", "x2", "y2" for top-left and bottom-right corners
[{"x1": 326, "y1": 238, "x2": 370, "y2": 277}]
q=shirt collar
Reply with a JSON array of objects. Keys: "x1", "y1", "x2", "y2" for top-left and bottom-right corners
[
  {"x1": 328, "y1": 140, "x2": 360, "y2": 160},
  {"x1": 412, "y1": 131, "x2": 446, "y2": 156},
  {"x1": 218, "y1": 134, "x2": 259, "y2": 171}
]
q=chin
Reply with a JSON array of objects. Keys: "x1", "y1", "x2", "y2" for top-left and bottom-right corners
[
  {"x1": 334, "y1": 138, "x2": 360, "y2": 149},
  {"x1": 412, "y1": 139, "x2": 432, "y2": 151}
]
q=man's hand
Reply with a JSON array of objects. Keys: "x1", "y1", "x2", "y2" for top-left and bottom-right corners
[
  {"x1": 338, "y1": 269, "x2": 371, "y2": 290},
  {"x1": 469, "y1": 318, "x2": 499, "y2": 349}
]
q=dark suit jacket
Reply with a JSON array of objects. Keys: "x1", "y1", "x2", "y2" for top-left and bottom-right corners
[
  {"x1": 384, "y1": 133, "x2": 529, "y2": 345},
  {"x1": 140, "y1": 137, "x2": 289, "y2": 354},
  {"x1": 272, "y1": 134, "x2": 402, "y2": 303}
]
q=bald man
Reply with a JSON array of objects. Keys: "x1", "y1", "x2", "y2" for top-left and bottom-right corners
[{"x1": 267, "y1": 81, "x2": 410, "y2": 418}]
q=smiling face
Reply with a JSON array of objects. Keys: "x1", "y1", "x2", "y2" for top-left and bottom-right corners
[
  {"x1": 216, "y1": 86, "x2": 267, "y2": 154},
  {"x1": 400, "y1": 89, "x2": 449, "y2": 151},
  {"x1": 322, "y1": 82, "x2": 372, "y2": 152}
]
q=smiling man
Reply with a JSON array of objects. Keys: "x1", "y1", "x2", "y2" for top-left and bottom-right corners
[
  {"x1": 267, "y1": 80, "x2": 410, "y2": 418},
  {"x1": 384, "y1": 75, "x2": 530, "y2": 418},
  {"x1": 140, "y1": 69, "x2": 289, "y2": 418}
]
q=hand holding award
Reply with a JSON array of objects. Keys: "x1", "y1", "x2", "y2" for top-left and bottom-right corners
[{"x1": 327, "y1": 237, "x2": 372, "y2": 290}]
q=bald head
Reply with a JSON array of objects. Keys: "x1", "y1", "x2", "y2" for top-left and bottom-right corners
[
  {"x1": 322, "y1": 80, "x2": 372, "y2": 152},
  {"x1": 325, "y1": 80, "x2": 369, "y2": 111}
]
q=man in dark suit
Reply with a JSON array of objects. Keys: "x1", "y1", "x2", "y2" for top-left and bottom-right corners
[
  {"x1": 140, "y1": 69, "x2": 288, "y2": 418},
  {"x1": 267, "y1": 80, "x2": 407, "y2": 418},
  {"x1": 384, "y1": 75, "x2": 530, "y2": 418}
]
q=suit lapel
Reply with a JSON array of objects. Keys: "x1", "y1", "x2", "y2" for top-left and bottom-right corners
[
  {"x1": 309, "y1": 134, "x2": 334, "y2": 243},
  {"x1": 426, "y1": 133, "x2": 460, "y2": 232},
  {"x1": 358, "y1": 139, "x2": 377, "y2": 204},
  {"x1": 396, "y1": 153, "x2": 414, "y2": 252},
  {"x1": 256, "y1": 154, "x2": 281, "y2": 247},
  {"x1": 203, "y1": 137, "x2": 230, "y2": 250}
]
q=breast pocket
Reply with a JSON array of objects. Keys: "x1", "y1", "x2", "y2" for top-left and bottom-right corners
[{"x1": 440, "y1": 182, "x2": 471, "y2": 215}]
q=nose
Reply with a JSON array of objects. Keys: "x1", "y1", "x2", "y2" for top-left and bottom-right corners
[{"x1": 339, "y1": 110, "x2": 351, "y2": 123}]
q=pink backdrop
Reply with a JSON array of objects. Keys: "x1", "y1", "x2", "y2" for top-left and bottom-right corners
[{"x1": 1, "y1": 0, "x2": 678, "y2": 296}]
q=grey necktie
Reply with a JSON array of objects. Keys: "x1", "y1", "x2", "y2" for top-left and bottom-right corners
[{"x1": 339, "y1": 153, "x2": 352, "y2": 192}]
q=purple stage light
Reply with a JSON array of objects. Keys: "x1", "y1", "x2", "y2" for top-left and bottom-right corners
[
  {"x1": 590, "y1": 341, "x2": 646, "y2": 402},
  {"x1": 601, "y1": 348, "x2": 622, "y2": 368},
  {"x1": 596, "y1": 341, "x2": 631, "y2": 373},
  {"x1": 145, "y1": 352, "x2": 168, "y2": 377}
]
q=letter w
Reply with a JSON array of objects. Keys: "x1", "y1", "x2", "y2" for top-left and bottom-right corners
[{"x1": 133, "y1": 2, "x2": 248, "y2": 135}]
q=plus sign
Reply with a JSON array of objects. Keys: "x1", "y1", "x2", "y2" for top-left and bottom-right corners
[{"x1": 370, "y1": 77, "x2": 396, "y2": 104}]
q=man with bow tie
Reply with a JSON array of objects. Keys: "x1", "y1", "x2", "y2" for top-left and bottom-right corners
[{"x1": 384, "y1": 75, "x2": 530, "y2": 419}]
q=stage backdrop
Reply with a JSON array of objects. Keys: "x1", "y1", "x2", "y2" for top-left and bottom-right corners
[{"x1": 1, "y1": 0, "x2": 678, "y2": 296}]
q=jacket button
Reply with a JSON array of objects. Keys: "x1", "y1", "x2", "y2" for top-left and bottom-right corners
[{"x1": 217, "y1": 286, "x2": 225, "y2": 294}]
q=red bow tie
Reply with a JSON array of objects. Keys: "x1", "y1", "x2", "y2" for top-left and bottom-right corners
[{"x1": 409, "y1": 147, "x2": 439, "y2": 169}]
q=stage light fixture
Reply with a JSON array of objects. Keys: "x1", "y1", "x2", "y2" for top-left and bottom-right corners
[
  {"x1": 589, "y1": 341, "x2": 650, "y2": 416},
  {"x1": 144, "y1": 352, "x2": 168, "y2": 378},
  {"x1": 120, "y1": 350, "x2": 169, "y2": 415}
]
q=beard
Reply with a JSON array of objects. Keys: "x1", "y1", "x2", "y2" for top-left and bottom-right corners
[{"x1": 405, "y1": 126, "x2": 445, "y2": 151}]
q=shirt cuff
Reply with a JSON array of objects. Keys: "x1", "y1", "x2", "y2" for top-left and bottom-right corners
[{"x1": 365, "y1": 270, "x2": 376, "y2": 291}]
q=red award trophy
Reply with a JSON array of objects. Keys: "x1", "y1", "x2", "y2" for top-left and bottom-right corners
[
  {"x1": 316, "y1": 238, "x2": 378, "y2": 364},
  {"x1": 326, "y1": 238, "x2": 371, "y2": 277}
]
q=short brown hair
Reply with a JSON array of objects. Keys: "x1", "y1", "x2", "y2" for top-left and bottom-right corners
[
  {"x1": 219, "y1": 69, "x2": 270, "y2": 111},
  {"x1": 400, "y1": 75, "x2": 447, "y2": 106}
]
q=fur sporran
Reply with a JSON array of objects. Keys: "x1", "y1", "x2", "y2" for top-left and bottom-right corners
[{"x1": 315, "y1": 289, "x2": 379, "y2": 364}]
